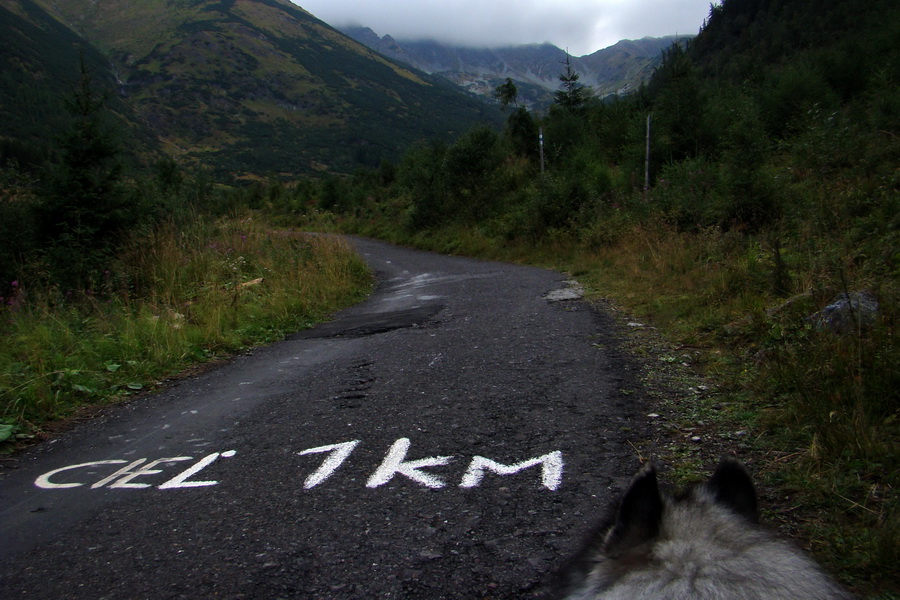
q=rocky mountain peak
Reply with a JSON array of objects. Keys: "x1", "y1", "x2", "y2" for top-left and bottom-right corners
[{"x1": 340, "y1": 27, "x2": 689, "y2": 109}]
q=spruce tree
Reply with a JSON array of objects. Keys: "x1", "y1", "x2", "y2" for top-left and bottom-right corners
[
  {"x1": 41, "y1": 53, "x2": 130, "y2": 287},
  {"x1": 554, "y1": 54, "x2": 590, "y2": 111}
]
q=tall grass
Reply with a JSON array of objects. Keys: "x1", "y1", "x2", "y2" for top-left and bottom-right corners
[
  {"x1": 0, "y1": 214, "x2": 371, "y2": 433},
  {"x1": 753, "y1": 300, "x2": 898, "y2": 594},
  {"x1": 570, "y1": 217, "x2": 898, "y2": 594}
]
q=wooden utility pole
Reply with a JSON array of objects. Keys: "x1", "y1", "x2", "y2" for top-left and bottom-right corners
[
  {"x1": 644, "y1": 114, "x2": 651, "y2": 200},
  {"x1": 539, "y1": 127, "x2": 545, "y2": 174}
]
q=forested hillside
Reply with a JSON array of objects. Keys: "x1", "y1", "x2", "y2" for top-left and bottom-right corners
[
  {"x1": 299, "y1": 0, "x2": 897, "y2": 242},
  {"x1": 0, "y1": 1, "x2": 160, "y2": 169},
  {"x1": 1, "y1": 0, "x2": 502, "y2": 179},
  {"x1": 0, "y1": 0, "x2": 502, "y2": 301}
]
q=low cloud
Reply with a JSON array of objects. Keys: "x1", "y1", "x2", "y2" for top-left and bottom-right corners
[{"x1": 293, "y1": 0, "x2": 712, "y2": 55}]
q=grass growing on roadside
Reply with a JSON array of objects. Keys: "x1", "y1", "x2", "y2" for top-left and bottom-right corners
[
  {"x1": 0, "y1": 215, "x2": 371, "y2": 438},
  {"x1": 580, "y1": 222, "x2": 898, "y2": 595},
  {"x1": 752, "y1": 312, "x2": 898, "y2": 594}
]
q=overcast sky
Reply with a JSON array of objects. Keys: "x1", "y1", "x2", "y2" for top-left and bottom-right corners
[{"x1": 291, "y1": 0, "x2": 715, "y2": 56}]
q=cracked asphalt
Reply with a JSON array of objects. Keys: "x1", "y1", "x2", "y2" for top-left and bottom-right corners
[{"x1": 0, "y1": 237, "x2": 653, "y2": 599}]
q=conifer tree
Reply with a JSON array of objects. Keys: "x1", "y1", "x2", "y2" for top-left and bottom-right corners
[
  {"x1": 41, "y1": 53, "x2": 131, "y2": 287},
  {"x1": 554, "y1": 53, "x2": 590, "y2": 111}
]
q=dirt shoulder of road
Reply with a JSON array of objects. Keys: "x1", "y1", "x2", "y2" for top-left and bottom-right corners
[
  {"x1": 585, "y1": 297, "x2": 743, "y2": 469},
  {"x1": 585, "y1": 295, "x2": 828, "y2": 553}
]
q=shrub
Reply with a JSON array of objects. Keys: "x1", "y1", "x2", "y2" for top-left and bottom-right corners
[
  {"x1": 441, "y1": 126, "x2": 504, "y2": 222},
  {"x1": 38, "y1": 57, "x2": 143, "y2": 288}
]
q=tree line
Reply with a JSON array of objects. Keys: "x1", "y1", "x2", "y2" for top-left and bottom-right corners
[{"x1": 282, "y1": 0, "x2": 896, "y2": 279}]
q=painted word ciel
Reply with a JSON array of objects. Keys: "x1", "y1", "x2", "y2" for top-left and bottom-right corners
[
  {"x1": 35, "y1": 451, "x2": 237, "y2": 490},
  {"x1": 35, "y1": 438, "x2": 563, "y2": 491}
]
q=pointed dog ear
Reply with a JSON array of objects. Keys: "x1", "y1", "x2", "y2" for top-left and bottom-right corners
[
  {"x1": 603, "y1": 462, "x2": 664, "y2": 555},
  {"x1": 707, "y1": 457, "x2": 759, "y2": 523}
]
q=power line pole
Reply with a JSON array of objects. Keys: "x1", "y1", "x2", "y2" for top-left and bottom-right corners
[
  {"x1": 644, "y1": 113, "x2": 651, "y2": 200},
  {"x1": 539, "y1": 127, "x2": 545, "y2": 174}
]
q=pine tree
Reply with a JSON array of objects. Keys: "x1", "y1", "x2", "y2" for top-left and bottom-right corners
[{"x1": 40, "y1": 53, "x2": 131, "y2": 287}]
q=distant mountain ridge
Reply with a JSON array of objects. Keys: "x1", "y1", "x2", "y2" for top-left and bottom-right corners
[{"x1": 341, "y1": 27, "x2": 688, "y2": 109}]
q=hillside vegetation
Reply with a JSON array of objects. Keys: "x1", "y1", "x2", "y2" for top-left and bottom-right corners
[
  {"x1": 264, "y1": 0, "x2": 898, "y2": 595},
  {"x1": 1, "y1": 0, "x2": 501, "y2": 178},
  {"x1": 0, "y1": 47, "x2": 371, "y2": 456},
  {"x1": 0, "y1": 0, "x2": 160, "y2": 169}
]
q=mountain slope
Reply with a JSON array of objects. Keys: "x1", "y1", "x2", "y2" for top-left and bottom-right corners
[
  {"x1": 16, "y1": 0, "x2": 501, "y2": 178},
  {"x1": 0, "y1": 0, "x2": 160, "y2": 167},
  {"x1": 340, "y1": 28, "x2": 684, "y2": 109},
  {"x1": 579, "y1": 37, "x2": 684, "y2": 95},
  {"x1": 689, "y1": 0, "x2": 900, "y2": 86}
]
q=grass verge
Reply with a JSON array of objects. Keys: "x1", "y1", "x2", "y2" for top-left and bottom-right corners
[{"x1": 0, "y1": 214, "x2": 371, "y2": 446}]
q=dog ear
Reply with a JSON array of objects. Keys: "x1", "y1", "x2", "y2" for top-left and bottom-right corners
[
  {"x1": 603, "y1": 462, "x2": 664, "y2": 555},
  {"x1": 706, "y1": 457, "x2": 759, "y2": 523}
]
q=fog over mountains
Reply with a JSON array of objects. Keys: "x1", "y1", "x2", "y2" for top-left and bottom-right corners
[{"x1": 341, "y1": 26, "x2": 687, "y2": 109}]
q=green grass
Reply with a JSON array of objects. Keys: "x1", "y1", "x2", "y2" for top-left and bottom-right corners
[{"x1": 0, "y1": 214, "x2": 371, "y2": 442}]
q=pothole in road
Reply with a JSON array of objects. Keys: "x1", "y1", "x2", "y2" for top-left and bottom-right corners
[{"x1": 292, "y1": 304, "x2": 445, "y2": 339}]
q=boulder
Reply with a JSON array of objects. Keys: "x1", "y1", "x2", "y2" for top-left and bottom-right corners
[{"x1": 808, "y1": 291, "x2": 880, "y2": 334}]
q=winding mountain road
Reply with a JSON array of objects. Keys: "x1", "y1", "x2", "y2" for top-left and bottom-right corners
[{"x1": 0, "y1": 237, "x2": 652, "y2": 599}]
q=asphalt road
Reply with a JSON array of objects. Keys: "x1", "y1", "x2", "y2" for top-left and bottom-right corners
[{"x1": 0, "y1": 237, "x2": 652, "y2": 599}]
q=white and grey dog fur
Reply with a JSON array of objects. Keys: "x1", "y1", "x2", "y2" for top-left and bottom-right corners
[{"x1": 556, "y1": 457, "x2": 851, "y2": 599}]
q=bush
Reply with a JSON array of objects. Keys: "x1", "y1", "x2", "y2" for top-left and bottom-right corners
[
  {"x1": 399, "y1": 140, "x2": 447, "y2": 230},
  {"x1": 441, "y1": 126, "x2": 504, "y2": 222},
  {"x1": 0, "y1": 162, "x2": 40, "y2": 286},
  {"x1": 760, "y1": 59, "x2": 839, "y2": 137},
  {"x1": 37, "y1": 58, "x2": 144, "y2": 288}
]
